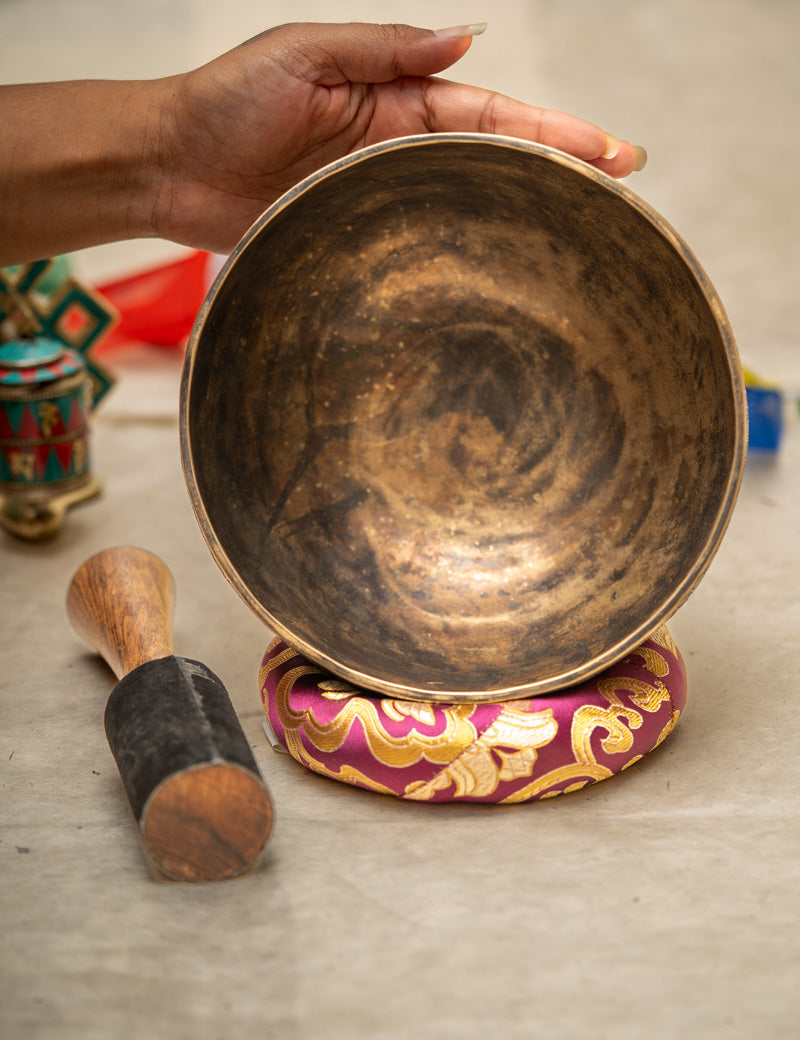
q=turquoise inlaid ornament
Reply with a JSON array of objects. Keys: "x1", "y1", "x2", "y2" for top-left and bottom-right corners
[{"x1": 0, "y1": 259, "x2": 118, "y2": 539}]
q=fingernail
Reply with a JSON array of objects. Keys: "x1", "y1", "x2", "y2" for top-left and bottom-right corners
[
  {"x1": 602, "y1": 133, "x2": 620, "y2": 160},
  {"x1": 434, "y1": 23, "x2": 488, "y2": 39},
  {"x1": 633, "y1": 145, "x2": 648, "y2": 171}
]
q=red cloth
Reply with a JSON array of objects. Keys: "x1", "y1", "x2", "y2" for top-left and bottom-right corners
[{"x1": 94, "y1": 250, "x2": 211, "y2": 350}]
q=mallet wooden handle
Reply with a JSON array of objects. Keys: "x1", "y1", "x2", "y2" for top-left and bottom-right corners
[
  {"x1": 67, "y1": 546, "x2": 273, "y2": 883},
  {"x1": 66, "y1": 545, "x2": 175, "y2": 679}
]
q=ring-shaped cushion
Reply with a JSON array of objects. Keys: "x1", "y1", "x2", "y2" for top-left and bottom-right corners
[{"x1": 259, "y1": 626, "x2": 687, "y2": 803}]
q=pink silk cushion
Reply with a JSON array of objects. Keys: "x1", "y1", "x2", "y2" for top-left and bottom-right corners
[{"x1": 259, "y1": 626, "x2": 687, "y2": 803}]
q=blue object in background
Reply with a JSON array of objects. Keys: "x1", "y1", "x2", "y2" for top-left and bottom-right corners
[{"x1": 746, "y1": 384, "x2": 783, "y2": 452}]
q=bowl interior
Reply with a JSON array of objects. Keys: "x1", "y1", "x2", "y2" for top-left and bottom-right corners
[{"x1": 182, "y1": 136, "x2": 744, "y2": 700}]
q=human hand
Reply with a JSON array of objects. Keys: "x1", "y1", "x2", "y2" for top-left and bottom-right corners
[{"x1": 153, "y1": 22, "x2": 645, "y2": 254}]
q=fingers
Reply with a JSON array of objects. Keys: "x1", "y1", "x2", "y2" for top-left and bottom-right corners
[
  {"x1": 261, "y1": 21, "x2": 481, "y2": 85},
  {"x1": 416, "y1": 78, "x2": 645, "y2": 177},
  {"x1": 240, "y1": 22, "x2": 645, "y2": 178},
  {"x1": 593, "y1": 133, "x2": 648, "y2": 177}
]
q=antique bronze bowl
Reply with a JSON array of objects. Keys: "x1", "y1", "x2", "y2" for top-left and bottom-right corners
[{"x1": 181, "y1": 134, "x2": 746, "y2": 702}]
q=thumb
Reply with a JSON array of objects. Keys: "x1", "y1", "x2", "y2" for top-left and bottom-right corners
[{"x1": 277, "y1": 22, "x2": 487, "y2": 85}]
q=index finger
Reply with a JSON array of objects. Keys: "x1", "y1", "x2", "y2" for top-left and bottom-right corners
[{"x1": 417, "y1": 78, "x2": 645, "y2": 177}]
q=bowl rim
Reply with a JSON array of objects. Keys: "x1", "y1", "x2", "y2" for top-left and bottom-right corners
[{"x1": 180, "y1": 132, "x2": 747, "y2": 701}]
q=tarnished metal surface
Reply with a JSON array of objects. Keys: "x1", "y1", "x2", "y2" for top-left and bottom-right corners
[{"x1": 181, "y1": 134, "x2": 746, "y2": 701}]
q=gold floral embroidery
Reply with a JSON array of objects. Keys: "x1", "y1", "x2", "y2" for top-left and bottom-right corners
[
  {"x1": 259, "y1": 639, "x2": 297, "y2": 689},
  {"x1": 626, "y1": 645, "x2": 670, "y2": 678},
  {"x1": 273, "y1": 657, "x2": 480, "y2": 768},
  {"x1": 318, "y1": 679, "x2": 360, "y2": 699},
  {"x1": 501, "y1": 762, "x2": 612, "y2": 803},
  {"x1": 654, "y1": 709, "x2": 681, "y2": 749},
  {"x1": 501, "y1": 673, "x2": 680, "y2": 802},
  {"x1": 649, "y1": 625, "x2": 679, "y2": 657},
  {"x1": 264, "y1": 628, "x2": 684, "y2": 802},
  {"x1": 403, "y1": 705, "x2": 559, "y2": 800},
  {"x1": 297, "y1": 758, "x2": 400, "y2": 797},
  {"x1": 380, "y1": 700, "x2": 441, "y2": 727},
  {"x1": 622, "y1": 625, "x2": 677, "y2": 677},
  {"x1": 570, "y1": 675, "x2": 675, "y2": 766}
]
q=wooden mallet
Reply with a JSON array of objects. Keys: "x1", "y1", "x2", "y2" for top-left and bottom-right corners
[{"x1": 67, "y1": 546, "x2": 273, "y2": 883}]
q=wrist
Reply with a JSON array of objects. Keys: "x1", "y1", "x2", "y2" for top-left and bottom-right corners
[
  {"x1": 0, "y1": 78, "x2": 170, "y2": 265},
  {"x1": 101, "y1": 78, "x2": 173, "y2": 244}
]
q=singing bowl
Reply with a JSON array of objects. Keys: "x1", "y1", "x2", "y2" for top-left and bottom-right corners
[{"x1": 181, "y1": 133, "x2": 746, "y2": 702}]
